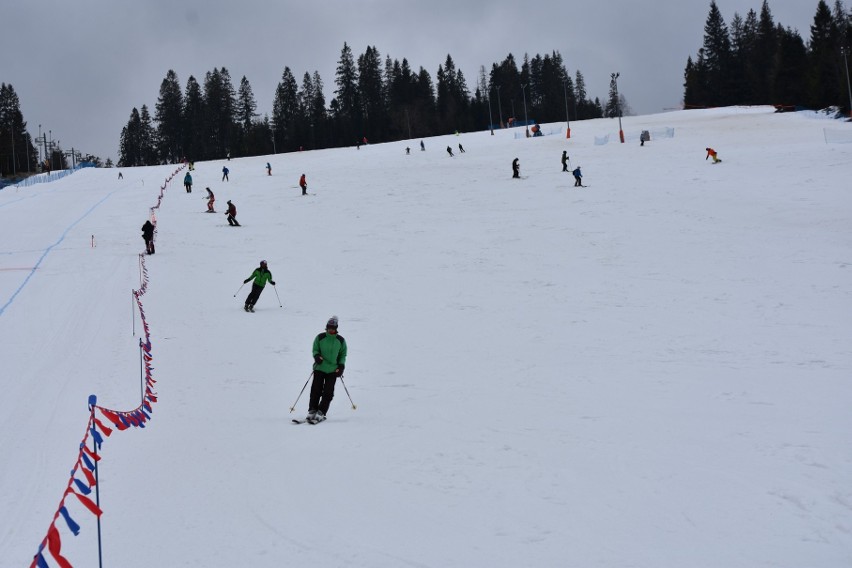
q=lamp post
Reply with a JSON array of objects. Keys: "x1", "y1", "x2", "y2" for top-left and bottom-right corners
[
  {"x1": 487, "y1": 92, "x2": 494, "y2": 135},
  {"x1": 521, "y1": 84, "x2": 530, "y2": 137},
  {"x1": 842, "y1": 46, "x2": 852, "y2": 120},
  {"x1": 612, "y1": 72, "x2": 624, "y2": 143},
  {"x1": 562, "y1": 78, "x2": 571, "y2": 139},
  {"x1": 496, "y1": 85, "x2": 503, "y2": 128}
]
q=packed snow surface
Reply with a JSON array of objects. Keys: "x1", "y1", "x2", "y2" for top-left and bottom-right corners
[{"x1": 1, "y1": 107, "x2": 850, "y2": 567}]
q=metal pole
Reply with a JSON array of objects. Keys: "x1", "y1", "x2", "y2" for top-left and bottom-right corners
[
  {"x1": 289, "y1": 371, "x2": 314, "y2": 412},
  {"x1": 338, "y1": 375, "x2": 357, "y2": 409},
  {"x1": 843, "y1": 47, "x2": 852, "y2": 120},
  {"x1": 563, "y1": 79, "x2": 571, "y2": 139},
  {"x1": 521, "y1": 84, "x2": 529, "y2": 137},
  {"x1": 496, "y1": 86, "x2": 503, "y2": 128},
  {"x1": 87, "y1": 395, "x2": 104, "y2": 568},
  {"x1": 487, "y1": 93, "x2": 494, "y2": 135},
  {"x1": 140, "y1": 338, "x2": 144, "y2": 404},
  {"x1": 612, "y1": 73, "x2": 624, "y2": 143}
]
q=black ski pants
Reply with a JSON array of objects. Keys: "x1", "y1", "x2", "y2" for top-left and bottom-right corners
[
  {"x1": 309, "y1": 371, "x2": 337, "y2": 414},
  {"x1": 245, "y1": 284, "x2": 264, "y2": 307}
]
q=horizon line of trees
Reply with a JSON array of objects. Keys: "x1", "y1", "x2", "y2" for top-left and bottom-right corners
[
  {"x1": 684, "y1": 0, "x2": 852, "y2": 113},
  {"x1": 118, "y1": 46, "x2": 611, "y2": 167}
]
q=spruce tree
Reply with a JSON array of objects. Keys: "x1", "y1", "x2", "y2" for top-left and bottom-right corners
[
  {"x1": 271, "y1": 68, "x2": 299, "y2": 152},
  {"x1": 154, "y1": 70, "x2": 183, "y2": 163}
]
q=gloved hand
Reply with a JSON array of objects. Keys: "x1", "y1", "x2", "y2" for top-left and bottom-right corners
[
  {"x1": 244, "y1": 278, "x2": 250, "y2": 284},
  {"x1": 270, "y1": 281, "x2": 276, "y2": 286},
  {"x1": 335, "y1": 365, "x2": 345, "y2": 377},
  {"x1": 314, "y1": 355, "x2": 323, "y2": 365}
]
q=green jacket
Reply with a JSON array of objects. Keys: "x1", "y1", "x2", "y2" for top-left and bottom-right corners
[
  {"x1": 313, "y1": 332, "x2": 347, "y2": 374},
  {"x1": 246, "y1": 267, "x2": 273, "y2": 287}
]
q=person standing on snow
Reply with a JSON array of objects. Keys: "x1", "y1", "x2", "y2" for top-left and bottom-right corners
[
  {"x1": 299, "y1": 173, "x2": 307, "y2": 196},
  {"x1": 141, "y1": 220, "x2": 155, "y2": 255},
  {"x1": 420, "y1": 140, "x2": 425, "y2": 151},
  {"x1": 572, "y1": 166, "x2": 583, "y2": 187},
  {"x1": 184, "y1": 171, "x2": 193, "y2": 193},
  {"x1": 307, "y1": 316, "x2": 347, "y2": 423},
  {"x1": 705, "y1": 147, "x2": 721, "y2": 163},
  {"x1": 222, "y1": 166, "x2": 230, "y2": 181},
  {"x1": 512, "y1": 158, "x2": 520, "y2": 179},
  {"x1": 561, "y1": 150, "x2": 569, "y2": 172},
  {"x1": 446, "y1": 145, "x2": 454, "y2": 157},
  {"x1": 205, "y1": 187, "x2": 215, "y2": 212},
  {"x1": 242, "y1": 260, "x2": 275, "y2": 312},
  {"x1": 266, "y1": 162, "x2": 272, "y2": 176},
  {"x1": 226, "y1": 200, "x2": 240, "y2": 226}
]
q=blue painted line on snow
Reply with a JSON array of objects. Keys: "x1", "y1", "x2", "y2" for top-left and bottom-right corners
[{"x1": 0, "y1": 188, "x2": 121, "y2": 317}]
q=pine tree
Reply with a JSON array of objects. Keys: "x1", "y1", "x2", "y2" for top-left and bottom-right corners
[
  {"x1": 702, "y1": 1, "x2": 733, "y2": 106},
  {"x1": 154, "y1": 70, "x2": 183, "y2": 163},
  {"x1": 236, "y1": 76, "x2": 258, "y2": 154},
  {"x1": 182, "y1": 76, "x2": 204, "y2": 161},
  {"x1": 119, "y1": 107, "x2": 143, "y2": 167},
  {"x1": 334, "y1": 42, "x2": 361, "y2": 144},
  {"x1": 358, "y1": 46, "x2": 386, "y2": 141},
  {"x1": 0, "y1": 83, "x2": 36, "y2": 175},
  {"x1": 139, "y1": 105, "x2": 157, "y2": 165},
  {"x1": 271, "y1": 67, "x2": 299, "y2": 152},
  {"x1": 808, "y1": 0, "x2": 842, "y2": 109}
]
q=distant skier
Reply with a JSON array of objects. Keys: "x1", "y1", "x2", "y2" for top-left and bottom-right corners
[
  {"x1": 241, "y1": 260, "x2": 275, "y2": 312},
  {"x1": 184, "y1": 171, "x2": 193, "y2": 193},
  {"x1": 458, "y1": 143, "x2": 465, "y2": 153},
  {"x1": 512, "y1": 158, "x2": 520, "y2": 179},
  {"x1": 222, "y1": 166, "x2": 230, "y2": 181},
  {"x1": 299, "y1": 173, "x2": 307, "y2": 196},
  {"x1": 205, "y1": 187, "x2": 215, "y2": 212},
  {"x1": 118, "y1": 171, "x2": 123, "y2": 179},
  {"x1": 640, "y1": 130, "x2": 650, "y2": 146},
  {"x1": 705, "y1": 147, "x2": 721, "y2": 163},
  {"x1": 266, "y1": 162, "x2": 272, "y2": 176},
  {"x1": 572, "y1": 166, "x2": 583, "y2": 187},
  {"x1": 141, "y1": 220, "x2": 155, "y2": 255},
  {"x1": 447, "y1": 145, "x2": 454, "y2": 157},
  {"x1": 306, "y1": 315, "x2": 347, "y2": 423},
  {"x1": 420, "y1": 140, "x2": 425, "y2": 151},
  {"x1": 561, "y1": 151, "x2": 569, "y2": 172},
  {"x1": 226, "y1": 200, "x2": 240, "y2": 226}
]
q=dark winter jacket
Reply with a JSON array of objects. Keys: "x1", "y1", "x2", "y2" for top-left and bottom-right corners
[
  {"x1": 227, "y1": 202, "x2": 236, "y2": 216},
  {"x1": 141, "y1": 221, "x2": 155, "y2": 241},
  {"x1": 313, "y1": 332, "x2": 347, "y2": 375}
]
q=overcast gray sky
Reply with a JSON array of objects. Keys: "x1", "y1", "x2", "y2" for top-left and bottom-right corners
[{"x1": 2, "y1": 0, "x2": 817, "y2": 163}]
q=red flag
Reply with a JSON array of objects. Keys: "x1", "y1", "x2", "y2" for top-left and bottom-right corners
[
  {"x1": 71, "y1": 491, "x2": 103, "y2": 517},
  {"x1": 47, "y1": 525, "x2": 73, "y2": 568}
]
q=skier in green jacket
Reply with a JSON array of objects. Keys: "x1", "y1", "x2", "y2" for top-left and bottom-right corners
[
  {"x1": 242, "y1": 260, "x2": 275, "y2": 312},
  {"x1": 307, "y1": 316, "x2": 347, "y2": 423}
]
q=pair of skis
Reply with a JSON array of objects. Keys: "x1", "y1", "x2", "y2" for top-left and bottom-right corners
[{"x1": 291, "y1": 417, "x2": 325, "y2": 425}]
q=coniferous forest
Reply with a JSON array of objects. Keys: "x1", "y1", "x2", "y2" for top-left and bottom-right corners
[
  {"x1": 2, "y1": 0, "x2": 852, "y2": 175},
  {"x1": 684, "y1": 0, "x2": 852, "y2": 112},
  {"x1": 116, "y1": 47, "x2": 603, "y2": 167}
]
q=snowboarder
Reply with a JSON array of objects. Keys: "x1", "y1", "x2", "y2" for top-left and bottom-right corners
[
  {"x1": 299, "y1": 173, "x2": 307, "y2": 196},
  {"x1": 205, "y1": 187, "x2": 215, "y2": 212},
  {"x1": 141, "y1": 220, "x2": 155, "y2": 255},
  {"x1": 184, "y1": 171, "x2": 193, "y2": 193},
  {"x1": 561, "y1": 151, "x2": 569, "y2": 172},
  {"x1": 573, "y1": 166, "x2": 583, "y2": 187},
  {"x1": 307, "y1": 316, "x2": 347, "y2": 423},
  {"x1": 446, "y1": 146, "x2": 454, "y2": 157},
  {"x1": 512, "y1": 158, "x2": 520, "y2": 179},
  {"x1": 266, "y1": 162, "x2": 272, "y2": 176},
  {"x1": 705, "y1": 147, "x2": 721, "y2": 163},
  {"x1": 242, "y1": 260, "x2": 275, "y2": 312},
  {"x1": 222, "y1": 166, "x2": 230, "y2": 181},
  {"x1": 226, "y1": 200, "x2": 240, "y2": 226}
]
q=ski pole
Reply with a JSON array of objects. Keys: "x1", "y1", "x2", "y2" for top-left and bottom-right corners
[
  {"x1": 233, "y1": 282, "x2": 246, "y2": 297},
  {"x1": 339, "y1": 376, "x2": 357, "y2": 410},
  {"x1": 272, "y1": 284, "x2": 283, "y2": 307},
  {"x1": 289, "y1": 371, "x2": 314, "y2": 413}
]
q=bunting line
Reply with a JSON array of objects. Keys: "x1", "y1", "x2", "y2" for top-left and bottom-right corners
[{"x1": 30, "y1": 164, "x2": 185, "y2": 568}]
